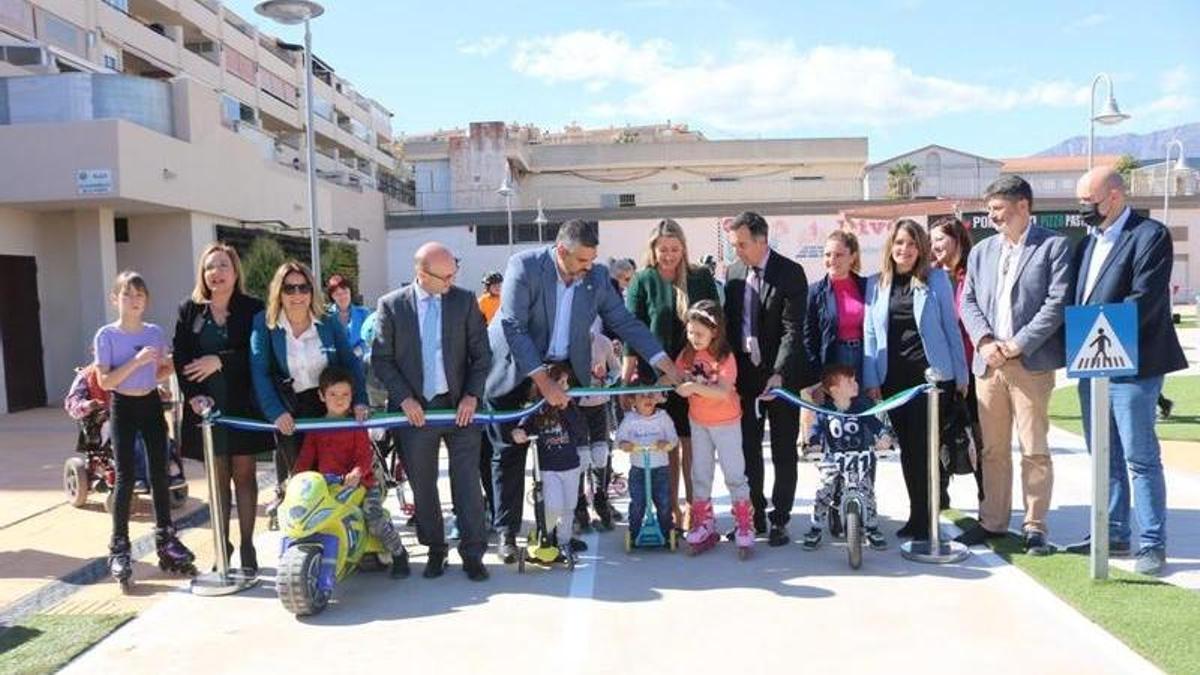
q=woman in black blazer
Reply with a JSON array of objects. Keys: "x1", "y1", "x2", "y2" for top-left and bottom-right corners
[{"x1": 173, "y1": 242, "x2": 268, "y2": 574}]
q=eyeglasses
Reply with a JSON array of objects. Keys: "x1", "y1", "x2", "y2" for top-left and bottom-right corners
[
  {"x1": 421, "y1": 267, "x2": 457, "y2": 284},
  {"x1": 282, "y1": 282, "x2": 312, "y2": 295}
]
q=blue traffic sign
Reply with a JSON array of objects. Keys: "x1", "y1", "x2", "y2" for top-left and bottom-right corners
[{"x1": 1065, "y1": 303, "x2": 1139, "y2": 379}]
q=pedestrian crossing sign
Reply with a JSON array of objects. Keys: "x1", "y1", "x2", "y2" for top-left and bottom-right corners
[{"x1": 1065, "y1": 303, "x2": 1139, "y2": 378}]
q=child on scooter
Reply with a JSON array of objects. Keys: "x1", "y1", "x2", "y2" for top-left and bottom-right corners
[
  {"x1": 511, "y1": 364, "x2": 588, "y2": 558},
  {"x1": 615, "y1": 390, "x2": 677, "y2": 543},
  {"x1": 575, "y1": 323, "x2": 621, "y2": 532},
  {"x1": 802, "y1": 364, "x2": 891, "y2": 552},
  {"x1": 674, "y1": 300, "x2": 754, "y2": 558},
  {"x1": 295, "y1": 366, "x2": 410, "y2": 578},
  {"x1": 93, "y1": 271, "x2": 195, "y2": 588}
]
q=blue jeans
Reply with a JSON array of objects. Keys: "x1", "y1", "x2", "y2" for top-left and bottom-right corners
[
  {"x1": 628, "y1": 465, "x2": 672, "y2": 538},
  {"x1": 1078, "y1": 376, "x2": 1168, "y2": 551}
]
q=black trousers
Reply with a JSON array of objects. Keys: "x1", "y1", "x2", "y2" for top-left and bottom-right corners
[
  {"x1": 396, "y1": 394, "x2": 489, "y2": 561},
  {"x1": 886, "y1": 378, "x2": 954, "y2": 535},
  {"x1": 273, "y1": 388, "x2": 324, "y2": 494},
  {"x1": 110, "y1": 392, "x2": 172, "y2": 538},
  {"x1": 736, "y1": 358, "x2": 800, "y2": 528},
  {"x1": 487, "y1": 385, "x2": 532, "y2": 540}
]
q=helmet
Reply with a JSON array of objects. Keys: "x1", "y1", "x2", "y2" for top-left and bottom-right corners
[{"x1": 482, "y1": 271, "x2": 503, "y2": 286}]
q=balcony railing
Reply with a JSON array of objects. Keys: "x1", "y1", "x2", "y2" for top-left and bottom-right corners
[{"x1": 0, "y1": 73, "x2": 174, "y2": 137}]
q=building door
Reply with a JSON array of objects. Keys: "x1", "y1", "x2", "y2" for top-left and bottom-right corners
[{"x1": 0, "y1": 256, "x2": 48, "y2": 412}]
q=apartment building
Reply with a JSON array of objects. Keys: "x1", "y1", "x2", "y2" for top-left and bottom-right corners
[{"x1": 0, "y1": 0, "x2": 399, "y2": 413}]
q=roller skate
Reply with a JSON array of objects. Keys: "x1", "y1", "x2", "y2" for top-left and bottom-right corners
[
  {"x1": 108, "y1": 535, "x2": 133, "y2": 592},
  {"x1": 731, "y1": 499, "x2": 755, "y2": 560},
  {"x1": 685, "y1": 500, "x2": 719, "y2": 556},
  {"x1": 155, "y1": 527, "x2": 198, "y2": 576}
]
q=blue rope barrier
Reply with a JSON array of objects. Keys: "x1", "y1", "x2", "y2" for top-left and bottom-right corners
[{"x1": 758, "y1": 383, "x2": 933, "y2": 419}]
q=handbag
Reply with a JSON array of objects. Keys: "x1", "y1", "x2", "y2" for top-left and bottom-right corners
[{"x1": 939, "y1": 392, "x2": 979, "y2": 475}]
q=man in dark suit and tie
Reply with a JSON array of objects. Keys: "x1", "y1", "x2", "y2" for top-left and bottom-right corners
[
  {"x1": 372, "y1": 242, "x2": 492, "y2": 581},
  {"x1": 723, "y1": 211, "x2": 811, "y2": 546},
  {"x1": 1063, "y1": 166, "x2": 1185, "y2": 577},
  {"x1": 487, "y1": 219, "x2": 683, "y2": 564}
]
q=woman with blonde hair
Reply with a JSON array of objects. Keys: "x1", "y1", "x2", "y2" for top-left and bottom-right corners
[
  {"x1": 622, "y1": 218, "x2": 719, "y2": 530},
  {"x1": 862, "y1": 219, "x2": 967, "y2": 540},
  {"x1": 250, "y1": 261, "x2": 369, "y2": 522},
  {"x1": 173, "y1": 242, "x2": 267, "y2": 574}
]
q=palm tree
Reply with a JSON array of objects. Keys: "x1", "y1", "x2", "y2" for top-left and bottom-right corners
[{"x1": 887, "y1": 162, "x2": 921, "y2": 199}]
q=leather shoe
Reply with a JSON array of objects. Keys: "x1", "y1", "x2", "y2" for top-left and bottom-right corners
[
  {"x1": 390, "y1": 549, "x2": 411, "y2": 579},
  {"x1": 463, "y1": 558, "x2": 489, "y2": 581},
  {"x1": 767, "y1": 525, "x2": 790, "y2": 547},
  {"x1": 498, "y1": 534, "x2": 518, "y2": 564},
  {"x1": 955, "y1": 525, "x2": 1007, "y2": 546},
  {"x1": 423, "y1": 550, "x2": 448, "y2": 579},
  {"x1": 1063, "y1": 537, "x2": 1132, "y2": 557}
]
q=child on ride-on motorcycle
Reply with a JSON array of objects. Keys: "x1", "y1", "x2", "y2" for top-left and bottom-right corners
[
  {"x1": 801, "y1": 364, "x2": 892, "y2": 552},
  {"x1": 295, "y1": 366, "x2": 410, "y2": 578}
]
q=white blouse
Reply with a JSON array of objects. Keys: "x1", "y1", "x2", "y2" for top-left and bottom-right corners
[{"x1": 285, "y1": 321, "x2": 328, "y2": 392}]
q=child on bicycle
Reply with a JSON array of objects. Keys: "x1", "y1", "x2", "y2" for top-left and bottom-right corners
[
  {"x1": 615, "y1": 389, "x2": 678, "y2": 543},
  {"x1": 93, "y1": 271, "x2": 195, "y2": 587},
  {"x1": 674, "y1": 300, "x2": 754, "y2": 557},
  {"x1": 295, "y1": 366, "x2": 410, "y2": 578},
  {"x1": 802, "y1": 364, "x2": 891, "y2": 552},
  {"x1": 512, "y1": 364, "x2": 589, "y2": 558}
]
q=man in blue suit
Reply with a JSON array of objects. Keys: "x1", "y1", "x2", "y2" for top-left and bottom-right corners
[
  {"x1": 1063, "y1": 166, "x2": 1186, "y2": 577},
  {"x1": 957, "y1": 176, "x2": 1071, "y2": 555},
  {"x1": 486, "y1": 219, "x2": 682, "y2": 563}
]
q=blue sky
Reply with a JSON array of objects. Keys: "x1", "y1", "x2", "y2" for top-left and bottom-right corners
[{"x1": 225, "y1": 0, "x2": 1199, "y2": 160}]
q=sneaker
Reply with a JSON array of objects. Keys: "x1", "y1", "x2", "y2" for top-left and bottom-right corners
[
  {"x1": 767, "y1": 525, "x2": 790, "y2": 547},
  {"x1": 1134, "y1": 547, "x2": 1167, "y2": 576},
  {"x1": 390, "y1": 549, "x2": 411, "y2": 579},
  {"x1": 865, "y1": 528, "x2": 889, "y2": 551},
  {"x1": 498, "y1": 534, "x2": 518, "y2": 565},
  {"x1": 955, "y1": 525, "x2": 1007, "y2": 546},
  {"x1": 801, "y1": 527, "x2": 822, "y2": 551},
  {"x1": 1023, "y1": 530, "x2": 1053, "y2": 556},
  {"x1": 1063, "y1": 537, "x2": 1132, "y2": 557},
  {"x1": 568, "y1": 538, "x2": 588, "y2": 553},
  {"x1": 133, "y1": 479, "x2": 149, "y2": 493}
]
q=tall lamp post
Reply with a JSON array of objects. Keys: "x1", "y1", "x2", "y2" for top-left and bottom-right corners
[
  {"x1": 497, "y1": 166, "x2": 516, "y2": 256},
  {"x1": 1088, "y1": 72, "x2": 1130, "y2": 170},
  {"x1": 534, "y1": 199, "x2": 548, "y2": 243},
  {"x1": 255, "y1": 0, "x2": 325, "y2": 282},
  {"x1": 1163, "y1": 139, "x2": 1186, "y2": 225}
]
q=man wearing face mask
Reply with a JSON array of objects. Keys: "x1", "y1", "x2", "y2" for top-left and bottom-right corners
[{"x1": 1063, "y1": 166, "x2": 1185, "y2": 577}]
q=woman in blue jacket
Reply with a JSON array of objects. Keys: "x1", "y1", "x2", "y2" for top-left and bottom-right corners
[
  {"x1": 250, "y1": 261, "x2": 368, "y2": 510},
  {"x1": 804, "y1": 229, "x2": 869, "y2": 384},
  {"x1": 326, "y1": 273, "x2": 371, "y2": 360},
  {"x1": 863, "y1": 219, "x2": 968, "y2": 540}
]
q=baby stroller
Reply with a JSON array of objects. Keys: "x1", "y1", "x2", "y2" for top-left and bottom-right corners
[{"x1": 62, "y1": 374, "x2": 188, "y2": 512}]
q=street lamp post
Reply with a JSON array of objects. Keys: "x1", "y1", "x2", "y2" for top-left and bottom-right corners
[
  {"x1": 1163, "y1": 139, "x2": 1186, "y2": 225},
  {"x1": 1088, "y1": 72, "x2": 1130, "y2": 170},
  {"x1": 534, "y1": 199, "x2": 548, "y2": 243},
  {"x1": 255, "y1": 0, "x2": 325, "y2": 282},
  {"x1": 497, "y1": 167, "x2": 516, "y2": 256}
]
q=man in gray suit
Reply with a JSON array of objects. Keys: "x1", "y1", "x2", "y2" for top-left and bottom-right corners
[
  {"x1": 957, "y1": 176, "x2": 1072, "y2": 555},
  {"x1": 487, "y1": 219, "x2": 683, "y2": 563},
  {"x1": 372, "y1": 242, "x2": 492, "y2": 581}
]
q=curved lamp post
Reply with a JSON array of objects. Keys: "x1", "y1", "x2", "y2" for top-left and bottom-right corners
[{"x1": 1088, "y1": 72, "x2": 1130, "y2": 170}]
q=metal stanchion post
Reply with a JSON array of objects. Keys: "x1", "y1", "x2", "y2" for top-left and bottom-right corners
[
  {"x1": 192, "y1": 408, "x2": 259, "y2": 596},
  {"x1": 1090, "y1": 377, "x2": 1110, "y2": 580},
  {"x1": 901, "y1": 369, "x2": 970, "y2": 564}
]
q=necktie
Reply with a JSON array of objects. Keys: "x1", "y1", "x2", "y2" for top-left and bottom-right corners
[
  {"x1": 421, "y1": 296, "x2": 441, "y2": 401},
  {"x1": 747, "y1": 266, "x2": 763, "y2": 366}
]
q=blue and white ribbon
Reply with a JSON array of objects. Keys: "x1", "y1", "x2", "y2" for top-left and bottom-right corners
[
  {"x1": 208, "y1": 384, "x2": 676, "y2": 432},
  {"x1": 758, "y1": 383, "x2": 933, "y2": 419}
]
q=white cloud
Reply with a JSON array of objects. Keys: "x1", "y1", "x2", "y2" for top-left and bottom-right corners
[
  {"x1": 457, "y1": 36, "x2": 509, "y2": 57},
  {"x1": 1066, "y1": 13, "x2": 1109, "y2": 32},
  {"x1": 1138, "y1": 65, "x2": 1195, "y2": 116},
  {"x1": 503, "y1": 32, "x2": 1089, "y2": 131}
]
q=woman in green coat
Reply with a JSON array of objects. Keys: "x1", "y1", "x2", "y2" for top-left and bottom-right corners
[{"x1": 621, "y1": 218, "x2": 719, "y2": 530}]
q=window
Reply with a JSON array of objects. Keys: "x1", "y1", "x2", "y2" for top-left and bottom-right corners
[
  {"x1": 220, "y1": 94, "x2": 256, "y2": 128},
  {"x1": 34, "y1": 7, "x2": 86, "y2": 57},
  {"x1": 103, "y1": 54, "x2": 118, "y2": 70},
  {"x1": 0, "y1": 0, "x2": 34, "y2": 37},
  {"x1": 223, "y1": 45, "x2": 256, "y2": 84},
  {"x1": 102, "y1": 0, "x2": 129, "y2": 11},
  {"x1": 475, "y1": 225, "x2": 510, "y2": 246},
  {"x1": 260, "y1": 69, "x2": 298, "y2": 106},
  {"x1": 708, "y1": 176, "x2": 740, "y2": 182},
  {"x1": 114, "y1": 218, "x2": 129, "y2": 243},
  {"x1": 618, "y1": 193, "x2": 636, "y2": 207}
]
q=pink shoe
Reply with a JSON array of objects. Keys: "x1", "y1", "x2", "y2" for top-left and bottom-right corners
[
  {"x1": 731, "y1": 499, "x2": 755, "y2": 559},
  {"x1": 686, "y1": 500, "x2": 718, "y2": 555}
]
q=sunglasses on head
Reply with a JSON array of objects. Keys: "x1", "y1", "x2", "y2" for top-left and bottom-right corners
[{"x1": 282, "y1": 282, "x2": 312, "y2": 295}]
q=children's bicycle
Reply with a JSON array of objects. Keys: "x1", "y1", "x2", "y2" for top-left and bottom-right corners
[
  {"x1": 624, "y1": 445, "x2": 677, "y2": 553},
  {"x1": 817, "y1": 449, "x2": 878, "y2": 570}
]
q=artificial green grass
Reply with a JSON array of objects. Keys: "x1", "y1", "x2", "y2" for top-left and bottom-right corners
[
  {"x1": 0, "y1": 613, "x2": 133, "y2": 674},
  {"x1": 1050, "y1": 375, "x2": 1200, "y2": 442},
  {"x1": 948, "y1": 511, "x2": 1200, "y2": 675}
]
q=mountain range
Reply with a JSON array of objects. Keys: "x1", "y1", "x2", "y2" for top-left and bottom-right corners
[{"x1": 1037, "y1": 122, "x2": 1199, "y2": 161}]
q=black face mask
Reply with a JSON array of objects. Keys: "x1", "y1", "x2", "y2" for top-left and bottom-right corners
[{"x1": 1080, "y1": 200, "x2": 1107, "y2": 228}]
